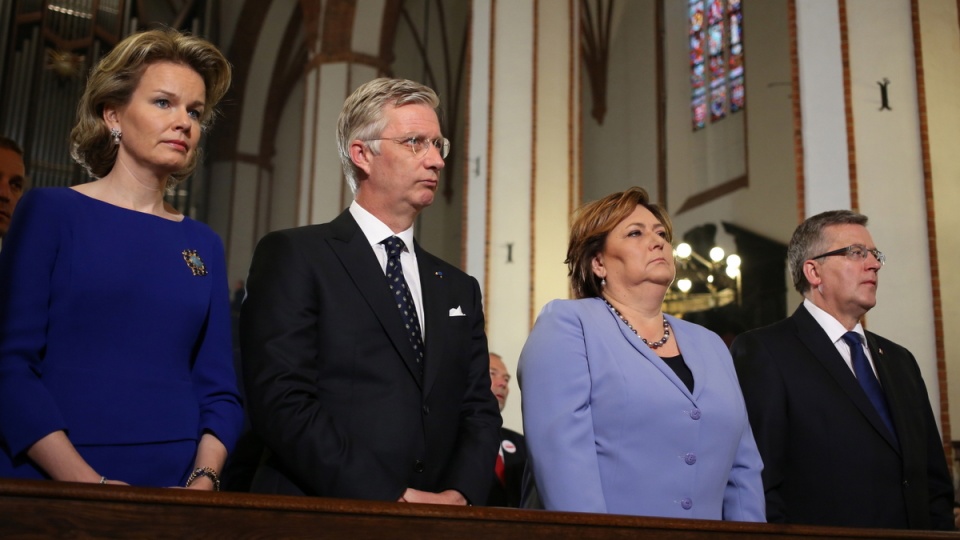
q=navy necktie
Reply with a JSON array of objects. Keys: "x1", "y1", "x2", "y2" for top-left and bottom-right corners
[
  {"x1": 842, "y1": 331, "x2": 897, "y2": 440},
  {"x1": 381, "y1": 236, "x2": 425, "y2": 371}
]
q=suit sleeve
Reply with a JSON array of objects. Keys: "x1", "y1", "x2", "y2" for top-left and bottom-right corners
[
  {"x1": 0, "y1": 191, "x2": 69, "y2": 456},
  {"x1": 189, "y1": 233, "x2": 243, "y2": 452},
  {"x1": 921, "y1": 390, "x2": 955, "y2": 530},
  {"x1": 239, "y1": 231, "x2": 402, "y2": 499},
  {"x1": 518, "y1": 302, "x2": 607, "y2": 513},
  {"x1": 731, "y1": 331, "x2": 787, "y2": 523},
  {"x1": 436, "y1": 276, "x2": 502, "y2": 504},
  {"x1": 902, "y1": 349, "x2": 955, "y2": 530}
]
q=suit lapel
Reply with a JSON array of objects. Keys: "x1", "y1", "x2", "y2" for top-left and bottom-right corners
[
  {"x1": 865, "y1": 333, "x2": 904, "y2": 449},
  {"x1": 792, "y1": 306, "x2": 899, "y2": 451},
  {"x1": 416, "y1": 243, "x2": 446, "y2": 395},
  {"x1": 327, "y1": 211, "x2": 423, "y2": 388}
]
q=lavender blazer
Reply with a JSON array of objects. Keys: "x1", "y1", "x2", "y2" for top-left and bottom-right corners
[{"x1": 519, "y1": 298, "x2": 764, "y2": 520}]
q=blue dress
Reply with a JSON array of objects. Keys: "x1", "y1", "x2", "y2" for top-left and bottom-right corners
[{"x1": 0, "y1": 188, "x2": 243, "y2": 487}]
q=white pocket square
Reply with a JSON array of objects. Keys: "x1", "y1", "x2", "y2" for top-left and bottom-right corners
[{"x1": 449, "y1": 306, "x2": 466, "y2": 317}]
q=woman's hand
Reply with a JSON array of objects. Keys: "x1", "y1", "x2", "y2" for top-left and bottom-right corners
[
  {"x1": 179, "y1": 433, "x2": 227, "y2": 490},
  {"x1": 102, "y1": 478, "x2": 130, "y2": 486},
  {"x1": 183, "y1": 475, "x2": 216, "y2": 491},
  {"x1": 26, "y1": 431, "x2": 105, "y2": 483}
]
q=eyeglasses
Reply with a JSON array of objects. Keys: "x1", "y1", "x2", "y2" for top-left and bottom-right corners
[
  {"x1": 810, "y1": 244, "x2": 886, "y2": 266},
  {"x1": 364, "y1": 136, "x2": 450, "y2": 159}
]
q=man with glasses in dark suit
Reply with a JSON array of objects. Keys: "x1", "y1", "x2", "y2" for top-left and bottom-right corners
[
  {"x1": 240, "y1": 78, "x2": 500, "y2": 505},
  {"x1": 732, "y1": 210, "x2": 953, "y2": 530}
]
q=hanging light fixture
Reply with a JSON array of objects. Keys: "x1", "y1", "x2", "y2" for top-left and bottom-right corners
[{"x1": 664, "y1": 242, "x2": 742, "y2": 317}]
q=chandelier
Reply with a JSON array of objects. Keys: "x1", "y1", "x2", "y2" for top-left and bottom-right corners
[{"x1": 664, "y1": 242, "x2": 742, "y2": 317}]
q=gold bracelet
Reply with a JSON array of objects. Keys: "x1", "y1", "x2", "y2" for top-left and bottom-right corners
[{"x1": 185, "y1": 467, "x2": 220, "y2": 491}]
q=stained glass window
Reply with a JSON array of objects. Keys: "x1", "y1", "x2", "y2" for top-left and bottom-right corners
[
  {"x1": 689, "y1": 0, "x2": 707, "y2": 130},
  {"x1": 728, "y1": 0, "x2": 745, "y2": 113},
  {"x1": 689, "y1": 0, "x2": 744, "y2": 130}
]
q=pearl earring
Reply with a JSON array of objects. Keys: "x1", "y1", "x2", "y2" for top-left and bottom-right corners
[{"x1": 110, "y1": 128, "x2": 122, "y2": 145}]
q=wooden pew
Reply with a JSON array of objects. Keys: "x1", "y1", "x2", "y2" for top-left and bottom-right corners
[{"x1": 0, "y1": 478, "x2": 955, "y2": 539}]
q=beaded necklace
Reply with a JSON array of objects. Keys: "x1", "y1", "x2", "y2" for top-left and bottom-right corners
[{"x1": 602, "y1": 298, "x2": 671, "y2": 349}]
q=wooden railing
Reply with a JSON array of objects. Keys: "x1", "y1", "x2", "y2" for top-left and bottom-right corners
[{"x1": 0, "y1": 478, "x2": 956, "y2": 539}]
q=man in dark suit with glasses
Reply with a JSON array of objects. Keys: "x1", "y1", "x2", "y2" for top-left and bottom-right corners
[
  {"x1": 732, "y1": 209, "x2": 953, "y2": 530},
  {"x1": 240, "y1": 78, "x2": 500, "y2": 505}
]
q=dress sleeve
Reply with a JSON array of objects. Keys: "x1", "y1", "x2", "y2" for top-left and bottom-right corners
[
  {"x1": 190, "y1": 231, "x2": 243, "y2": 452},
  {"x1": 518, "y1": 301, "x2": 607, "y2": 513},
  {"x1": 0, "y1": 191, "x2": 69, "y2": 456}
]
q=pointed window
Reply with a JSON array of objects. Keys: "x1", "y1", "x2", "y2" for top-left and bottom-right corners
[{"x1": 690, "y1": 0, "x2": 744, "y2": 130}]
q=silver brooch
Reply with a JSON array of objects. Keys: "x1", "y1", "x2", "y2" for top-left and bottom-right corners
[{"x1": 182, "y1": 249, "x2": 207, "y2": 276}]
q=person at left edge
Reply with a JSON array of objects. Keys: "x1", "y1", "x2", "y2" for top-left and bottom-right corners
[
  {"x1": 0, "y1": 28, "x2": 242, "y2": 489},
  {"x1": 240, "y1": 78, "x2": 501, "y2": 504},
  {"x1": 0, "y1": 136, "x2": 26, "y2": 249}
]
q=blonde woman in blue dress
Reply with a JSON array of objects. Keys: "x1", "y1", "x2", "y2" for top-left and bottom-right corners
[{"x1": 0, "y1": 29, "x2": 242, "y2": 489}]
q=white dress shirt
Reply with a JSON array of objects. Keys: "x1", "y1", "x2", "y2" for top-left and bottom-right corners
[
  {"x1": 803, "y1": 298, "x2": 879, "y2": 380},
  {"x1": 349, "y1": 201, "x2": 425, "y2": 338}
]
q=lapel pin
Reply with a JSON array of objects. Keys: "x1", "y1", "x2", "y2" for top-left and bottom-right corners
[{"x1": 435, "y1": 271, "x2": 443, "y2": 278}]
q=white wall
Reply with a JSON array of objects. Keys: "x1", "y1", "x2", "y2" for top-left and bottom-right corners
[
  {"x1": 848, "y1": 0, "x2": 938, "y2": 424},
  {"x1": 920, "y1": 0, "x2": 960, "y2": 439},
  {"x1": 270, "y1": 76, "x2": 305, "y2": 233},
  {"x1": 581, "y1": 0, "x2": 657, "y2": 203}
]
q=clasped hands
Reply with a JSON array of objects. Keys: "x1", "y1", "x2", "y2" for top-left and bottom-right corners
[{"x1": 397, "y1": 488, "x2": 467, "y2": 505}]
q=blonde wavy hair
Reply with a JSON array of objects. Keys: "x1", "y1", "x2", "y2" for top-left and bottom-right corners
[{"x1": 70, "y1": 28, "x2": 231, "y2": 187}]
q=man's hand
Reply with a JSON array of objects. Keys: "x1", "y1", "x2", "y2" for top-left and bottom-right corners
[{"x1": 398, "y1": 488, "x2": 468, "y2": 505}]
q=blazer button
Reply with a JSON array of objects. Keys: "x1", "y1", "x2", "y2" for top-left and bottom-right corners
[
  {"x1": 684, "y1": 453, "x2": 697, "y2": 465},
  {"x1": 689, "y1": 408, "x2": 701, "y2": 420},
  {"x1": 414, "y1": 460, "x2": 425, "y2": 473},
  {"x1": 422, "y1": 405, "x2": 430, "y2": 415},
  {"x1": 902, "y1": 479, "x2": 910, "y2": 487},
  {"x1": 680, "y1": 497, "x2": 693, "y2": 510}
]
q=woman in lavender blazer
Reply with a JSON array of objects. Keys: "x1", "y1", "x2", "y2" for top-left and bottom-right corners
[{"x1": 519, "y1": 187, "x2": 764, "y2": 520}]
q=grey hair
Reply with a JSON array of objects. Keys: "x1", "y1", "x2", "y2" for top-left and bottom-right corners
[
  {"x1": 336, "y1": 78, "x2": 440, "y2": 193},
  {"x1": 788, "y1": 209, "x2": 868, "y2": 294}
]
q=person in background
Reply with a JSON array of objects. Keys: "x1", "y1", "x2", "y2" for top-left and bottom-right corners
[
  {"x1": 519, "y1": 186, "x2": 764, "y2": 520},
  {"x1": 0, "y1": 28, "x2": 242, "y2": 489},
  {"x1": 0, "y1": 136, "x2": 26, "y2": 246},
  {"x1": 240, "y1": 78, "x2": 500, "y2": 504},
  {"x1": 731, "y1": 210, "x2": 954, "y2": 530},
  {"x1": 231, "y1": 279, "x2": 245, "y2": 313},
  {"x1": 486, "y1": 352, "x2": 526, "y2": 508}
]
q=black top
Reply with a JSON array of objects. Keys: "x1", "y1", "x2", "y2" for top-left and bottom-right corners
[{"x1": 660, "y1": 353, "x2": 694, "y2": 393}]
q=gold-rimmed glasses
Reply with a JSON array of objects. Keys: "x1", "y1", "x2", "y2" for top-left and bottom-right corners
[{"x1": 364, "y1": 136, "x2": 450, "y2": 159}]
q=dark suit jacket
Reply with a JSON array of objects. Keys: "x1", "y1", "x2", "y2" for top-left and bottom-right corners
[
  {"x1": 239, "y1": 210, "x2": 501, "y2": 503},
  {"x1": 731, "y1": 304, "x2": 954, "y2": 530},
  {"x1": 486, "y1": 427, "x2": 527, "y2": 507}
]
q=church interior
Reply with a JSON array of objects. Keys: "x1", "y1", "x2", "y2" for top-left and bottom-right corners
[{"x1": 3, "y1": 0, "x2": 960, "y2": 489}]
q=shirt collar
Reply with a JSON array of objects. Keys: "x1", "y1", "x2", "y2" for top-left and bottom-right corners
[
  {"x1": 803, "y1": 298, "x2": 865, "y2": 344},
  {"x1": 349, "y1": 200, "x2": 416, "y2": 252}
]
